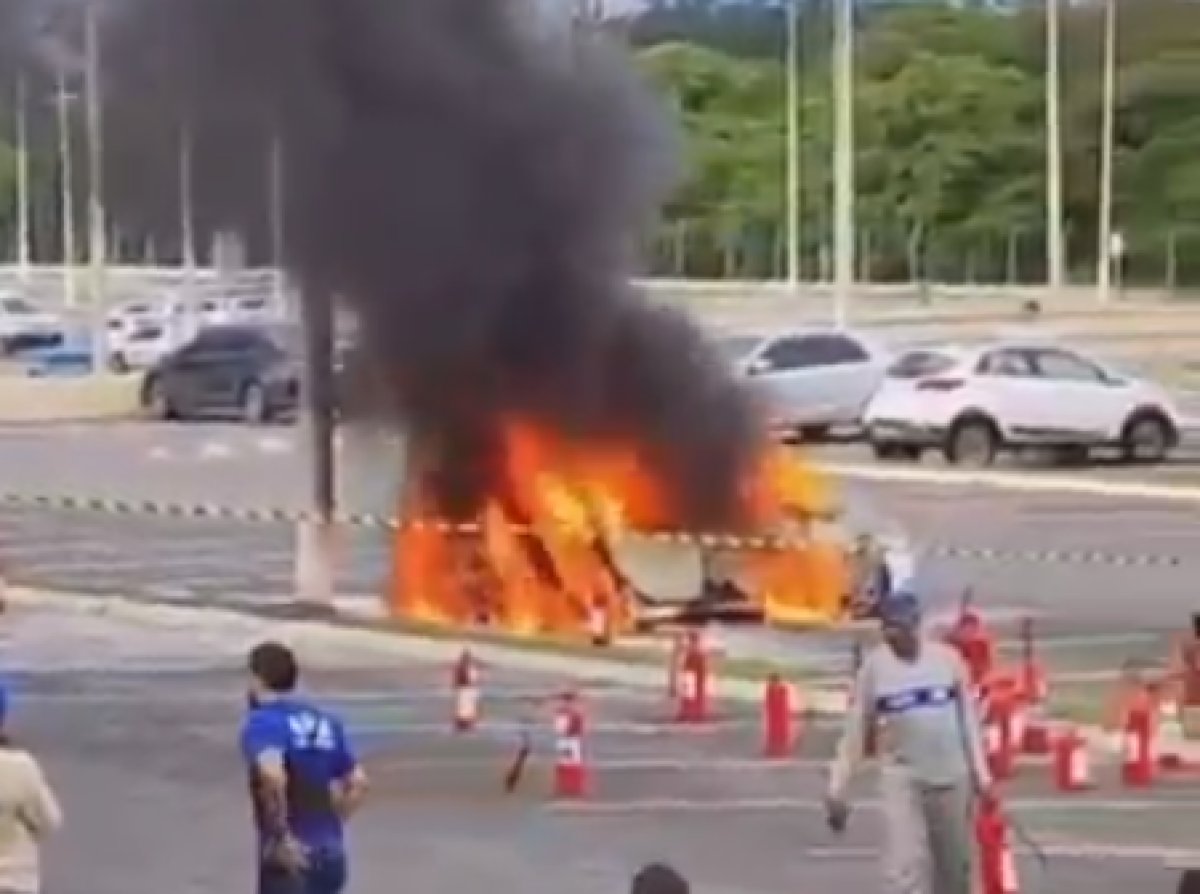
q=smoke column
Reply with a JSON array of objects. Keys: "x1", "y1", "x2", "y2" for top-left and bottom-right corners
[{"x1": 101, "y1": 0, "x2": 765, "y2": 528}]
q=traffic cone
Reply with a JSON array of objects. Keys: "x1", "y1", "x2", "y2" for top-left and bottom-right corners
[
  {"x1": 983, "y1": 676, "x2": 1018, "y2": 781},
  {"x1": 1018, "y1": 618, "x2": 1051, "y2": 755},
  {"x1": 1121, "y1": 685, "x2": 1157, "y2": 788},
  {"x1": 553, "y1": 693, "x2": 587, "y2": 798},
  {"x1": 977, "y1": 795, "x2": 1020, "y2": 894},
  {"x1": 676, "y1": 632, "x2": 710, "y2": 723},
  {"x1": 762, "y1": 674, "x2": 795, "y2": 758},
  {"x1": 1053, "y1": 725, "x2": 1093, "y2": 792},
  {"x1": 451, "y1": 650, "x2": 480, "y2": 733}
]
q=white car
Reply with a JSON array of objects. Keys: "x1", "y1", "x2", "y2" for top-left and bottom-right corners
[
  {"x1": 863, "y1": 341, "x2": 1182, "y2": 466},
  {"x1": 719, "y1": 328, "x2": 890, "y2": 440},
  {"x1": 0, "y1": 295, "x2": 65, "y2": 354}
]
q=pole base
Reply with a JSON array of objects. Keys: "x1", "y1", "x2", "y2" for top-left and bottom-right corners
[{"x1": 294, "y1": 518, "x2": 337, "y2": 607}]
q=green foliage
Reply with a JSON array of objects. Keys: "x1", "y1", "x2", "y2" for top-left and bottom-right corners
[{"x1": 635, "y1": 0, "x2": 1200, "y2": 285}]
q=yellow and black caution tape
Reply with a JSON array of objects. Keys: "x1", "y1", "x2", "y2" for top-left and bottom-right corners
[{"x1": 0, "y1": 492, "x2": 1188, "y2": 568}]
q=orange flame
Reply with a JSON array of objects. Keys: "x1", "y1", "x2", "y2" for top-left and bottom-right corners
[{"x1": 389, "y1": 419, "x2": 848, "y2": 639}]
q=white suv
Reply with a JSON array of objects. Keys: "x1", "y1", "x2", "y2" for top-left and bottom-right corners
[{"x1": 863, "y1": 341, "x2": 1181, "y2": 467}]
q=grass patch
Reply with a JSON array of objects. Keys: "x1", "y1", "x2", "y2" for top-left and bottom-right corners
[{"x1": 1047, "y1": 680, "x2": 1114, "y2": 727}]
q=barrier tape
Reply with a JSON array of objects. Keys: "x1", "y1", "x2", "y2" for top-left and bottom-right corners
[{"x1": 0, "y1": 492, "x2": 1188, "y2": 568}]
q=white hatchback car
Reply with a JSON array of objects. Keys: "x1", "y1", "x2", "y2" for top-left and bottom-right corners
[
  {"x1": 719, "y1": 328, "x2": 889, "y2": 441},
  {"x1": 863, "y1": 341, "x2": 1182, "y2": 466}
]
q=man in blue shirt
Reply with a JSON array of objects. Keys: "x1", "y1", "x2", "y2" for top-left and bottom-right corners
[{"x1": 241, "y1": 641, "x2": 368, "y2": 894}]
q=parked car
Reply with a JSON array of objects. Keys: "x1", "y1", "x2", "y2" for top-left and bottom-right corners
[
  {"x1": 863, "y1": 340, "x2": 1182, "y2": 467},
  {"x1": 719, "y1": 328, "x2": 890, "y2": 440},
  {"x1": 140, "y1": 324, "x2": 300, "y2": 423},
  {"x1": 196, "y1": 294, "x2": 284, "y2": 328},
  {"x1": 0, "y1": 295, "x2": 65, "y2": 355}
]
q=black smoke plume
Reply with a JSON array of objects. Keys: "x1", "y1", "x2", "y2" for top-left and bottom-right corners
[{"x1": 99, "y1": 0, "x2": 765, "y2": 527}]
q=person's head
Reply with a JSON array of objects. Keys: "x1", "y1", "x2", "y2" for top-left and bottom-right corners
[
  {"x1": 878, "y1": 591, "x2": 922, "y2": 659},
  {"x1": 246, "y1": 641, "x2": 299, "y2": 707},
  {"x1": 630, "y1": 863, "x2": 689, "y2": 894}
]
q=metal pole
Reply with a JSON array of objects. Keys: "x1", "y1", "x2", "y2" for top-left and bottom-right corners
[
  {"x1": 269, "y1": 134, "x2": 286, "y2": 310},
  {"x1": 180, "y1": 121, "x2": 196, "y2": 276},
  {"x1": 1046, "y1": 0, "x2": 1065, "y2": 294},
  {"x1": 56, "y1": 75, "x2": 77, "y2": 310},
  {"x1": 785, "y1": 0, "x2": 800, "y2": 289},
  {"x1": 1096, "y1": 0, "x2": 1116, "y2": 305},
  {"x1": 831, "y1": 0, "x2": 854, "y2": 326},
  {"x1": 294, "y1": 282, "x2": 337, "y2": 611},
  {"x1": 15, "y1": 75, "x2": 31, "y2": 276},
  {"x1": 84, "y1": 0, "x2": 109, "y2": 370}
]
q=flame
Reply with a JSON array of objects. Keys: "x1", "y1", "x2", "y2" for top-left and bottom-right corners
[{"x1": 390, "y1": 419, "x2": 848, "y2": 639}]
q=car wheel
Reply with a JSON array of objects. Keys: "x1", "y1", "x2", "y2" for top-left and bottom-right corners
[
  {"x1": 143, "y1": 377, "x2": 175, "y2": 421},
  {"x1": 945, "y1": 417, "x2": 1000, "y2": 468},
  {"x1": 1121, "y1": 413, "x2": 1174, "y2": 464},
  {"x1": 241, "y1": 381, "x2": 270, "y2": 424},
  {"x1": 872, "y1": 442, "x2": 921, "y2": 462}
]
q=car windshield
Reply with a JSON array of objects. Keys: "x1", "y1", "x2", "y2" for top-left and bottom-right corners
[
  {"x1": 716, "y1": 335, "x2": 763, "y2": 362},
  {"x1": 887, "y1": 349, "x2": 959, "y2": 379},
  {"x1": 1, "y1": 297, "x2": 36, "y2": 315}
]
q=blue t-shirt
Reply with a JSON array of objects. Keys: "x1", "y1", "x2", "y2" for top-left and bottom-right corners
[{"x1": 240, "y1": 697, "x2": 357, "y2": 854}]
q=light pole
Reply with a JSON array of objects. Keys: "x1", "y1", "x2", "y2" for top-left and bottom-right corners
[
  {"x1": 832, "y1": 0, "x2": 855, "y2": 326},
  {"x1": 14, "y1": 75, "x2": 31, "y2": 277},
  {"x1": 784, "y1": 0, "x2": 800, "y2": 289},
  {"x1": 83, "y1": 0, "x2": 108, "y2": 370},
  {"x1": 1046, "y1": 0, "x2": 1065, "y2": 294},
  {"x1": 269, "y1": 134, "x2": 286, "y2": 309},
  {"x1": 1096, "y1": 0, "x2": 1117, "y2": 305},
  {"x1": 179, "y1": 121, "x2": 196, "y2": 278},
  {"x1": 55, "y1": 74, "x2": 78, "y2": 309}
]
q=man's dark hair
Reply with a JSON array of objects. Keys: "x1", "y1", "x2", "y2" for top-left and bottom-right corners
[
  {"x1": 630, "y1": 863, "x2": 689, "y2": 894},
  {"x1": 248, "y1": 641, "x2": 299, "y2": 693}
]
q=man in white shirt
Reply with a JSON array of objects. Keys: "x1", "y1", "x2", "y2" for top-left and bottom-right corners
[
  {"x1": 0, "y1": 689, "x2": 62, "y2": 894},
  {"x1": 825, "y1": 590, "x2": 991, "y2": 894}
]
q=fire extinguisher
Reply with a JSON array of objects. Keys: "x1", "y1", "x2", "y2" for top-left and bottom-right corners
[
  {"x1": 762, "y1": 674, "x2": 794, "y2": 758},
  {"x1": 587, "y1": 594, "x2": 611, "y2": 647},
  {"x1": 676, "y1": 633, "x2": 709, "y2": 723},
  {"x1": 1122, "y1": 688, "x2": 1156, "y2": 788},
  {"x1": 1053, "y1": 725, "x2": 1092, "y2": 792},
  {"x1": 976, "y1": 795, "x2": 1020, "y2": 894}
]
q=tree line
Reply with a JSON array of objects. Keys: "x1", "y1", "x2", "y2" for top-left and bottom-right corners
[
  {"x1": 1, "y1": 0, "x2": 1199, "y2": 286},
  {"x1": 626, "y1": 0, "x2": 1200, "y2": 286}
]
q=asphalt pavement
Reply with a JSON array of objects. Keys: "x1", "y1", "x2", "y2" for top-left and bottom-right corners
[{"x1": 7, "y1": 592, "x2": 1194, "y2": 894}]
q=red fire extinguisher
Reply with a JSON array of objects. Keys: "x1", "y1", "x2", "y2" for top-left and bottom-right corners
[
  {"x1": 1122, "y1": 687, "x2": 1156, "y2": 788},
  {"x1": 762, "y1": 674, "x2": 794, "y2": 758},
  {"x1": 676, "y1": 632, "x2": 710, "y2": 723},
  {"x1": 976, "y1": 794, "x2": 1020, "y2": 894},
  {"x1": 587, "y1": 594, "x2": 611, "y2": 647},
  {"x1": 553, "y1": 694, "x2": 587, "y2": 798},
  {"x1": 945, "y1": 601, "x2": 995, "y2": 690},
  {"x1": 452, "y1": 650, "x2": 480, "y2": 733}
]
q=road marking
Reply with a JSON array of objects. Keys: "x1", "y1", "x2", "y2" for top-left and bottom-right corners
[
  {"x1": 805, "y1": 843, "x2": 1200, "y2": 863},
  {"x1": 825, "y1": 462, "x2": 1200, "y2": 504},
  {"x1": 198, "y1": 441, "x2": 234, "y2": 460},
  {"x1": 547, "y1": 796, "x2": 1200, "y2": 815}
]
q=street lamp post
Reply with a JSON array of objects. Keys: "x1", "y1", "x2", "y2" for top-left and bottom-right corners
[
  {"x1": 831, "y1": 0, "x2": 855, "y2": 326},
  {"x1": 785, "y1": 0, "x2": 800, "y2": 290},
  {"x1": 179, "y1": 122, "x2": 196, "y2": 278},
  {"x1": 1046, "y1": 0, "x2": 1065, "y2": 295},
  {"x1": 1096, "y1": 0, "x2": 1117, "y2": 305},
  {"x1": 14, "y1": 75, "x2": 31, "y2": 277},
  {"x1": 83, "y1": 0, "x2": 109, "y2": 371},
  {"x1": 55, "y1": 74, "x2": 78, "y2": 309}
]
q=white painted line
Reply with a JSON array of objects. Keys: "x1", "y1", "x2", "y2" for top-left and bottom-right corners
[
  {"x1": 547, "y1": 796, "x2": 1200, "y2": 815},
  {"x1": 198, "y1": 441, "x2": 234, "y2": 460},
  {"x1": 256, "y1": 436, "x2": 293, "y2": 456},
  {"x1": 806, "y1": 843, "x2": 1200, "y2": 863},
  {"x1": 147, "y1": 446, "x2": 173, "y2": 461},
  {"x1": 825, "y1": 462, "x2": 1200, "y2": 504}
]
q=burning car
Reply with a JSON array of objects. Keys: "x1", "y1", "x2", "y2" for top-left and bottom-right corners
[{"x1": 387, "y1": 420, "x2": 874, "y2": 640}]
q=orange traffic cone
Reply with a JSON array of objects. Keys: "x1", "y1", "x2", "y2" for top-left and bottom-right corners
[
  {"x1": 553, "y1": 693, "x2": 587, "y2": 798},
  {"x1": 452, "y1": 650, "x2": 480, "y2": 733}
]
